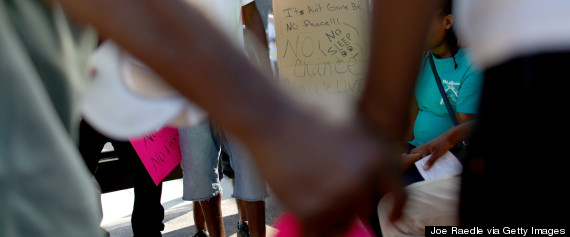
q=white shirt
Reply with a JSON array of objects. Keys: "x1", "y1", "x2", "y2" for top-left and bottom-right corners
[{"x1": 454, "y1": 0, "x2": 570, "y2": 69}]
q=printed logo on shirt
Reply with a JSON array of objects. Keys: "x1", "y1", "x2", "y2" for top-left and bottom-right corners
[{"x1": 440, "y1": 79, "x2": 460, "y2": 106}]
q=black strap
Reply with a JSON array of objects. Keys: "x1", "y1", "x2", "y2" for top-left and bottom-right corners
[{"x1": 428, "y1": 52, "x2": 460, "y2": 126}]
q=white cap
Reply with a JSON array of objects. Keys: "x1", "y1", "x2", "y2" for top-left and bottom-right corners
[
  {"x1": 82, "y1": 41, "x2": 207, "y2": 140},
  {"x1": 82, "y1": 0, "x2": 246, "y2": 140}
]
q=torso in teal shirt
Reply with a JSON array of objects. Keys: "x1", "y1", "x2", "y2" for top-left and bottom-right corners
[{"x1": 409, "y1": 49, "x2": 483, "y2": 146}]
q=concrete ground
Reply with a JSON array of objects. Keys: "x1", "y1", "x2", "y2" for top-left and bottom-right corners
[{"x1": 101, "y1": 177, "x2": 284, "y2": 237}]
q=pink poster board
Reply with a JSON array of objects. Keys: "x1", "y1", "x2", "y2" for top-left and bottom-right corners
[
  {"x1": 129, "y1": 127, "x2": 182, "y2": 185},
  {"x1": 274, "y1": 212, "x2": 373, "y2": 237}
]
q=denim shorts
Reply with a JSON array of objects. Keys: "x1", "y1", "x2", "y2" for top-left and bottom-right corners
[
  {"x1": 223, "y1": 134, "x2": 269, "y2": 201},
  {"x1": 178, "y1": 122, "x2": 221, "y2": 201}
]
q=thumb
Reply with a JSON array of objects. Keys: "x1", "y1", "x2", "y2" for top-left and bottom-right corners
[
  {"x1": 423, "y1": 149, "x2": 445, "y2": 170},
  {"x1": 375, "y1": 170, "x2": 407, "y2": 223},
  {"x1": 388, "y1": 183, "x2": 406, "y2": 223}
]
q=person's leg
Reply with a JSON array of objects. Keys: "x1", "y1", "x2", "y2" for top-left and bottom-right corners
[
  {"x1": 77, "y1": 120, "x2": 114, "y2": 236},
  {"x1": 194, "y1": 201, "x2": 208, "y2": 232},
  {"x1": 242, "y1": 200, "x2": 265, "y2": 237},
  {"x1": 225, "y1": 135, "x2": 268, "y2": 237},
  {"x1": 221, "y1": 140, "x2": 251, "y2": 235},
  {"x1": 213, "y1": 122, "x2": 234, "y2": 181},
  {"x1": 179, "y1": 122, "x2": 224, "y2": 237},
  {"x1": 378, "y1": 175, "x2": 460, "y2": 236},
  {"x1": 232, "y1": 180, "x2": 248, "y2": 224},
  {"x1": 220, "y1": 143, "x2": 235, "y2": 180},
  {"x1": 112, "y1": 141, "x2": 164, "y2": 237},
  {"x1": 199, "y1": 193, "x2": 224, "y2": 237},
  {"x1": 78, "y1": 120, "x2": 109, "y2": 175},
  {"x1": 225, "y1": 163, "x2": 250, "y2": 237}
]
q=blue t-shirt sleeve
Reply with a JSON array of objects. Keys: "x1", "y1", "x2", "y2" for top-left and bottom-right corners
[{"x1": 456, "y1": 65, "x2": 483, "y2": 114}]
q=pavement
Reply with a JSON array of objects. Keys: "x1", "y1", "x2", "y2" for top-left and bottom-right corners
[{"x1": 100, "y1": 177, "x2": 284, "y2": 237}]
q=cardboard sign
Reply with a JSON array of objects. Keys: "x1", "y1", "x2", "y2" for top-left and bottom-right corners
[
  {"x1": 130, "y1": 127, "x2": 182, "y2": 185},
  {"x1": 272, "y1": 0, "x2": 370, "y2": 121},
  {"x1": 273, "y1": 0, "x2": 370, "y2": 98}
]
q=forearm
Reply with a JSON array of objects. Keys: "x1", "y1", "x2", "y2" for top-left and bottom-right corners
[
  {"x1": 448, "y1": 113, "x2": 476, "y2": 144},
  {"x1": 243, "y1": 2, "x2": 272, "y2": 74},
  {"x1": 57, "y1": 0, "x2": 291, "y2": 145},
  {"x1": 359, "y1": 0, "x2": 437, "y2": 143},
  {"x1": 243, "y1": 3, "x2": 268, "y2": 49},
  {"x1": 444, "y1": 120, "x2": 474, "y2": 145}
]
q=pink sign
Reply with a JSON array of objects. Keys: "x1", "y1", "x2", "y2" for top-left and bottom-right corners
[
  {"x1": 130, "y1": 127, "x2": 182, "y2": 185},
  {"x1": 274, "y1": 212, "x2": 373, "y2": 237}
]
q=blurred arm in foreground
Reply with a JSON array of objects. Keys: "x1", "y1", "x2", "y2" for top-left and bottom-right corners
[
  {"x1": 49, "y1": 0, "x2": 408, "y2": 235},
  {"x1": 359, "y1": 0, "x2": 438, "y2": 145}
]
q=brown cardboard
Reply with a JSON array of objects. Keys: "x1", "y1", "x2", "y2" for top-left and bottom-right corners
[{"x1": 272, "y1": 0, "x2": 370, "y2": 99}]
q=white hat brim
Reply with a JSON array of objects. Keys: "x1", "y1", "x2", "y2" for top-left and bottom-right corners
[{"x1": 82, "y1": 41, "x2": 205, "y2": 140}]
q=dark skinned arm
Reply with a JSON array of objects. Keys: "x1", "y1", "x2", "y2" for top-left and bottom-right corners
[
  {"x1": 403, "y1": 114, "x2": 476, "y2": 170},
  {"x1": 242, "y1": 1, "x2": 272, "y2": 75},
  {"x1": 51, "y1": 0, "x2": 405, "y2": 235},
  {"x1": 242, "y1": 1, "x2": 267, "y2": 47},
  {"x1": 359, "y1": 0, "x2": 438, "y2": 146}
]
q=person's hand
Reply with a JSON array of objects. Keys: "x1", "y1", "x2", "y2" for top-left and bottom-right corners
[
  {"x1": 410, "y1": 133, "x2": 455, "y2": 170},
  {"x1": 248, "y1": 116, "x2": 406, "y2": 237}
]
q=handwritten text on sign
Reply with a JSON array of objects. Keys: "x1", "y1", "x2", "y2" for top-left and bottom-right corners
[
  {"x1": 130, "y1": 127, "x2": 182, "y2": 185},
  {"x1": 273, "y1": 0, "x2": 370, "y2": 97}
]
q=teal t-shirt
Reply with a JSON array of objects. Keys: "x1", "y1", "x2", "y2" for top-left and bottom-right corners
[{"x1": 409, "y1": 49, "x2": 483, "y2": 146}]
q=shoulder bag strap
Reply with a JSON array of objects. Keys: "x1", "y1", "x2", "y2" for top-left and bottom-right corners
[{"x1": 428, "y1": 52, "x2": 460, "y2": 126}]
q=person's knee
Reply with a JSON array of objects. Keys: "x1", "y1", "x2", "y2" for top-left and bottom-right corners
[{"x1": 242, "y1": 199, "x2": 265, "y2": 211}]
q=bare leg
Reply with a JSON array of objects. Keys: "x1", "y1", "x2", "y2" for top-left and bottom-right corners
[
  {"x1": 236, "y1": 199, "x2": 248, "y2": 224},
  {"x1": 243, "y1": 200, "x2": 265, "y2": 237},
  {"x1": 199, "y1": 193, "x2": 225, "y2": 237},
  {"x1": 193, "y1": 201, "x2": 207, "y2": 232},
  {"x1": 231, "y1": 179, "x2": 248, "y2": 224}
]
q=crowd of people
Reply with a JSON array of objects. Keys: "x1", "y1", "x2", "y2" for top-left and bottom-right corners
[{"x1": 2, "y1": 0, "x2": 569, "y2": 236}]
